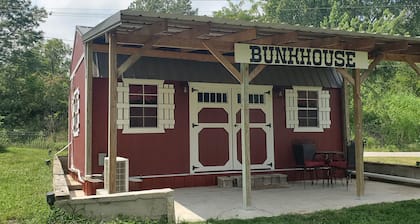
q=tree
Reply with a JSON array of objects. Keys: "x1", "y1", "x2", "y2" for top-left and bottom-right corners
[
  {"x1": 42, "y1": 38, "x2": 71, "y2": 75},
  {"x1": 0, "y1": 0, "x2": 47, "y2": 65},
  {"x1": 128, "y1": 0, "x2": 198, "y2": 15},
  {"x1": 213, "y1": 0, "x2": 262, "y2": 22}
]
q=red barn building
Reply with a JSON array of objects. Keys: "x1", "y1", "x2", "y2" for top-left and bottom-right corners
[{"x1": 68, "y1": 10, "x2": 420, "y2": 196}]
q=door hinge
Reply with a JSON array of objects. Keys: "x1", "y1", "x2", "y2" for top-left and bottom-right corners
[
  {"x1": 266, "y1": 123, "x2": 272, "y2": 128},
  {"x1": 192, "y1": 123, "x2": 199, "y2": 128},
  {"x1": 192, "y1": 165, "x2": 199, "y2": 171}
]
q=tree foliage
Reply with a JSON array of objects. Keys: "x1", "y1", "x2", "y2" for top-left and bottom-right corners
[
  {"x1": 213, "y1": 0, "x2": 420, "y2": 147},
  {"x1": 0, "y1": 0, "x2": 47, "y2": 65},
  {"x1": 128, "y1": 0, "x2": 198, "y2": 15},
  {"x1": 0, "y1": 0, "x2": 69, "y2": 138},
  {"x1": 213, "y1": 0, "x2": 262, "y2": 22}
]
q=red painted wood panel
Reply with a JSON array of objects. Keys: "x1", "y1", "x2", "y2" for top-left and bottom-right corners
[
  {"x1": 70, "y1": 31, "x2": 84, "y2": 73},
  {"x1": 236, "y1": 128, "x2": 267, "y2": 164},
  {"x1": 198, "y1": 108, "x2": 228, "y2": 123},
  {"x1": 68, "y1": 58, "x2": 85, "y2": 176},
  {"x1": 273, "y1": 88, "x2": 343, "y2": 169},
  {"x1": 198, "y1": 128, "x2": 229, "y2": 166},
  {"x1": 91, "y1": 80, "x2": 190, "y2": 176}
]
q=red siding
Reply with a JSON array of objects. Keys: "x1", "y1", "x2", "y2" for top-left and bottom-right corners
[
  {"x1": 68, "y1": 31, "x2": 86, "y2": 176},
  {"x1": 273, "y1": 88, "x2": 343, "y2": 169},
  {"x1": 70, "y1": 31, "x2": 84, "y2": 73},
  {"x1": 88, "y1": 79, "x2": 343, "y2": 189},
  {"x1": 91, "y1": 79, "x2": 190, "y2": 176}
]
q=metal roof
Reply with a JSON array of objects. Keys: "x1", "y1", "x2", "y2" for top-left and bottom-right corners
[{"x1": 94, "y1": 53, "x2": 342, "y2": 88}]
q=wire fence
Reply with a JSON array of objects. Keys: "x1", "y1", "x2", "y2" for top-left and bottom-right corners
[{"x1": 0, "y1": 131, "x2": 67, "y2": 150}]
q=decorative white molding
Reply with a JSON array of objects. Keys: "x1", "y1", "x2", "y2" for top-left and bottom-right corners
[{"x1": 72, "y1": 88, "x2": 80, "y2": 137}]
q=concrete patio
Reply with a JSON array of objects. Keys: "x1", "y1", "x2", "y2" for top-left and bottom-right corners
[{"x1": 174, "y1": 180, "x2": 420, "y2": 223}]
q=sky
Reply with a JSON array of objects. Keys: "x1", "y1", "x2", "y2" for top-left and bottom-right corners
[{"x1": 32, "y1": 0, "x2": 237, "y2": 45}]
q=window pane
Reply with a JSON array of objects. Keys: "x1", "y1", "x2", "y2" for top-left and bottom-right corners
[
  {"x1": 308, "y1": 91, "x2": 318, "y2": 99},
  {"x1": 308, "y1": 119, "x2": 318, "y2": 127},
  {"x1": 297, "y1": 91, "x2": 306, "y2": 98},
  {"x1": 204, "y1": 92, "x2": 209, "y2": 102},
  {"x1": 129, "y1": 95, "x2": 143, "y2": 104},
  {"x1": 144, "y1": 107, "x2": 157, "y2": 116},
  {"x1": 298, "y1": 100, "x2": 307, "y2": 107},
  {"x1": 222, "y1": 93, "x2": 227, "y2": 103},
  {"x1": 249, "y1": 94, "x2": 253, "y2": 104},
  {"x1": 143, "y1": 85, "x2": 157, "y2": 94},
  {"x1": 198, "y1": 92, "x2": 203, "y2": 102},
  {"x1": 130, "y1": 107, "x2": 143, "y2": 116},
  {"x1": 130, "y1": 117, "x2": 143, "y2": 127},
  {"x1": 210, "y1": 93, "x2": 216, "y2": 102},
  {"x1": 259, "y1": 95, "x2": 264, "y2": 104},
  {"x1": 144, "y1": 96, "x2": 157, "y2": 104},
  {"x1": 299, "y1": 119, "x2": 308, "y2": 127},
  {"x1": 254, "y1": 95, "x2": 259, "y2": 104},
  {"x1": 298, "y1": 110, "x2": 307, "y2": 117},
  {"x1": 237, "y1": 94, "x2": 241, "y2": 104},
  {"x1": 308, "y1": 110, "x2": 318, "y2": 117},
  {"x1": 144, "y1": 117, "x2": 157, "y2": 127},
  {"x1": 308, "y1": 99, "x2": 318, "y2": 108},
  {"x1": 217, "y1": 93, "x2": 222, "y2": 102},
  {"x1": 129, "y1": 85, "x2": 143, "y2": 94}
]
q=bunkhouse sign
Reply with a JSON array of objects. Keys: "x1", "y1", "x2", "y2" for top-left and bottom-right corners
[{"x1": 234, "y1": 43, "x2": 369, "y2": 69}]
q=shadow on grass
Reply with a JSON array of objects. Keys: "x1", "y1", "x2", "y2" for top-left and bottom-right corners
[{"x1": 0, "y1": 145, "x2": 9, "y2": 153}]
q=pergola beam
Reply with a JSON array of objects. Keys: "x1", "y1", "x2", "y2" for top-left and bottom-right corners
[
  {"x1": 117, "y1": 38, "x2": 158, "y2": 76},
  {"x1": 215, "y1": 28, "x2": 257, "y2": 42},
  {"x1": 361, "y1": 54, "x2": 384, "y2": 82},
  {"x1": 202, "y1": 40, "x2": 242, "y2": 83},
  {"x1": 337, "y1": 69, "x2": 355, "y2": 86},
  {"x1": 248, "y1": 32, "x2": 298, "y2": 45}
]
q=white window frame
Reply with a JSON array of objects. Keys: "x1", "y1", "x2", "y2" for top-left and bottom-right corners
[
  {"x1": 72, "y1": 88, "x2": 80, "y2": 137},
  {"x1": 285, "y1": 86, "x2": 331, "y2": 133},
  {"x1": 117, "y1": 79, "x2": 175, "y2": 134}
]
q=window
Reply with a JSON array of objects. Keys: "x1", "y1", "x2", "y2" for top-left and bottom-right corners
[
  {"x1": 129, "y1": 84, "x2": 158, "y2": 128},
  {"x1": 237, "y1": 94, "x2": 265, "y2": 104},
  {"x1": 198, "y1": 92, "x2": 227, "y2": 103},
  {"x1": 297, "y1": 90, "x2": 318, "y2": 127},
  {"x1": 117, "y1": 79, "x2": 175, "y2": 134},
  {"x1": 285, "y1": 86, "x2": 331, "y2": 132},
  {"x1": 72, "y1": 88, "x2": 80, "y2": 137}
]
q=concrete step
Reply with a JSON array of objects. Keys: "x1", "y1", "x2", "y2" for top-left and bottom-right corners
[
  {"x1": 70, "y1": 190, "x2": 85, "y2": 198},
  {"x1": 66, "y1": 174, "x2": 83, "y2": 191}
]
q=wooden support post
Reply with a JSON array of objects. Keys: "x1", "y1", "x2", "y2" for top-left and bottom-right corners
[
  {"x1": 84, "y1": 41, "x2": 93, "y2": 176},
  {"x1": 342, "y1": 80, "x2": 350, "y2": 149},
  {"x1": 108, "y1": 33, "x2": 117, "y2": 194},
  {"x1": 353, "y1": 69, "x2": 365, "y2": 198},
  {"x1": 240, "y1": 63, "x2": 251, "y2": 209}
]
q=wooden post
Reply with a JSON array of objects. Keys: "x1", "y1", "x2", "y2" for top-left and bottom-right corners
[
  {"x1": 353, "y1": 69, "x2": 365, "y2": 197},
  {"x1": 342, "y1": 80, "x2": 350, "y2": 147},
  {"x1": 84, "y1": 41, "x2": 93, "y2": 176},
  {"x1": 108, "y1": 33, "x2": 117, "y2": 194},
  {"x1": 240, "y1": 63, "x2": 251, "y2": 209}
]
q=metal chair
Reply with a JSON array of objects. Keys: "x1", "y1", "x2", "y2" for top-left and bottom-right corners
[{"x1": 293, "y1": 143, "x2": 327, "y2": 187}]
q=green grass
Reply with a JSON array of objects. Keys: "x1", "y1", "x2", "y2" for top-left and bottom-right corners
[
  {"x1": 364, "y1": 157, "x2": 420, "y2": 166},
  {"x1": 0, "y1": 146, "x2": 52, "y2": 223},
  {"x1": 2, "y1": 146, "x2": 420, "y2": 223},
  {"x1": 196, "y1": 200, "x2": 420, "y2": 224}
]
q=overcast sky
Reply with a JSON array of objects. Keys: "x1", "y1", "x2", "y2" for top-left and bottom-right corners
[{"x1": 32, "y1": 0, "x2": 235, "y2": 45}]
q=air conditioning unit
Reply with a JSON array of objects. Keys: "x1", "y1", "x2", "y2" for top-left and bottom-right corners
[{"x1": 104, "y1": 157, "x2": 129, "y2": 193}]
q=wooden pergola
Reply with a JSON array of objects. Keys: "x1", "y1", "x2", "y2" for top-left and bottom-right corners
[{"x1": 82, "y1": 10, "x2": 420, "y2": 207}]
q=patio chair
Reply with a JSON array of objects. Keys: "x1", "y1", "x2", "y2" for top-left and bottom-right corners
[
  {"x1": 329, "y1": 141, "x2": 356, "y2": 189},
  {"x1": 293, "y1": 143, "x2": 328, "y2": 188}
]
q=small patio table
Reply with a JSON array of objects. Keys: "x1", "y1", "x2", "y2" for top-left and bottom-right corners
[{"x1": 315, "y1": 151, "x2": 344, "y2": 185}]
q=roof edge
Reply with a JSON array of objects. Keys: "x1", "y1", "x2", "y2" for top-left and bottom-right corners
[{"x1": 82, "y1": 11, "x2": 122, "y2": 42}]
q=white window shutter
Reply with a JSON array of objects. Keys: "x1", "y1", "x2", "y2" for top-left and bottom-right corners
[
  {"x1": 319, "y1": 90, "x2": 331, "y2": 129},
  {"x1": 285, "y1": 89, "x2": 298, "y2": 129},
  {"x1": 117, "y1": 82, "x2": 129, "y2": 130},
  {"x1": 158, "y1": 84, "x2": 175, "y2": 129}
]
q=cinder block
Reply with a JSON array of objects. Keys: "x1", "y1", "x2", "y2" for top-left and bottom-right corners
[{"x1": 217, "y1": 176, "x2": 233, "y2": 188}]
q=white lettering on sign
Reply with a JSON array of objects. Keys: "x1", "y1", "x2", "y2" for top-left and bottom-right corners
[{"x1": 234, "y1": 43, "x2": 369, "y2": 69}]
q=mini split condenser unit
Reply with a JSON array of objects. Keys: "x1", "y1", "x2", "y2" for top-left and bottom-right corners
[{"x1": 104, "y1": 157, "x2": 129, "y2": 193}]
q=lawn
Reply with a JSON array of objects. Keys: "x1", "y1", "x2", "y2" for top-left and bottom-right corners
[
  {"x1": 364, "y1": 157, "x2": 420, "y2": 166},
  {"x1": 0, "y1": 146, "x2": 52, "y2": 223},
  {"x1": 2, "y1": 145, "x2": 420, "y2": 223}
]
